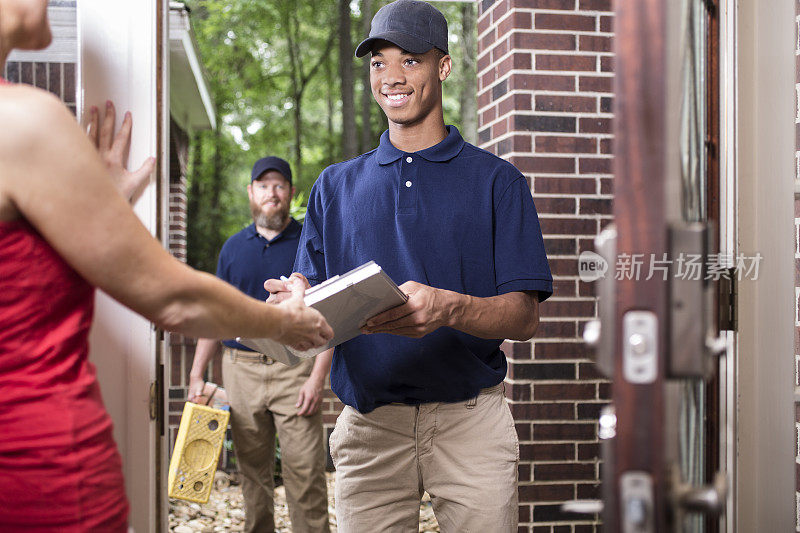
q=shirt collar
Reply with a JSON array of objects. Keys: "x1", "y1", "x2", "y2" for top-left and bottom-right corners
[
  {"x1": 375, "y1": 125, "x2": 465, "y2": 165},
  {"x1": 246, "y1": 218, "x2": 301, "y2": 243}
]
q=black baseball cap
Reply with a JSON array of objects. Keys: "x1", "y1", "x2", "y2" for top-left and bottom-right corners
[
  {"x1": 355, "y1": 0, "x2": 449, "y2": 58},
  {"x1": 251, "y1": 156, "x2": 292, "y2": 184}
]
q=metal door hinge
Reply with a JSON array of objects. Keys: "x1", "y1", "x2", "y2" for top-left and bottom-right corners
[
  {"x1": 149, "y1": 380, "x2": 159, "y2": 421},
  {"x1": 719, "y1": 270, "x2": 737, "y2": 331}
]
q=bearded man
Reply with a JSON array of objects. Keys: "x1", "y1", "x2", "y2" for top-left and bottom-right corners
[{"x1": 189, "y1": 157, "x2": 331, "y2": 533}]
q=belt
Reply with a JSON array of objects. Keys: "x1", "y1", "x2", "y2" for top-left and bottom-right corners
[{"x1": 226, "y1": 348, "x2": 275, "y2": 365}]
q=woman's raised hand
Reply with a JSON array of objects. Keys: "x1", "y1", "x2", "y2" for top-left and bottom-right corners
[
  {"x1": 275, "y1": 279, "x2": 334, "y2": 351},
  {"x1": 85, "y1": 100, "x2": 156, "y2": 203}
]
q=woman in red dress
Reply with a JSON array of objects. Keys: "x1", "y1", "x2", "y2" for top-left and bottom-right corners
[{"x1": 0, "y1": 1, "x2": 333, "y2": 531}]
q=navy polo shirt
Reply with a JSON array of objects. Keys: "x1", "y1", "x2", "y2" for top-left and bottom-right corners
[
  {"x1": 294, "y1": 126, "x2": 552, "y2": 413},
  {"x1": 216, "y1": 219, "x2": 302, "y2": 350}
]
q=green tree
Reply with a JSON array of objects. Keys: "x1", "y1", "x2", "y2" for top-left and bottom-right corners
[{"x1": 184, "y1": 0, "x2": 477, "y2": 272}]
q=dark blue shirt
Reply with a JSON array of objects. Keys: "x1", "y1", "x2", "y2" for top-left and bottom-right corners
[
  {"x1": 216, "y1": 219, "x2": 302, "y2": 350},
  {"x1": 294, "y1": 126, "x2": 552, "y2": 413}
]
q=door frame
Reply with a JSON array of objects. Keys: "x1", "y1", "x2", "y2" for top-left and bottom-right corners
[{"x1": 732, "y1": 0, "x2": 795, "y2": 530}]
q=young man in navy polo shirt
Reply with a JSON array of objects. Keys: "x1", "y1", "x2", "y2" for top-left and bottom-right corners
[
  {"x1": 189, "y1": 157, "x2": 331, "y2": 533},
  {"x1": 268, "y1": 1, "x2": 552, "y2": 531}
]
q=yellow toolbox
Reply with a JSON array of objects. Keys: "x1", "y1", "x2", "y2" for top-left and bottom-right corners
[{"x1": 168, "y1": 402, "x2": 230, "y2": 503}]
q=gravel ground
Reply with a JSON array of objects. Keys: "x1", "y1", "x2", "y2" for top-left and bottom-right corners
[{"x1": 169, "y1": 471, "x2": 440, "y2": 532}]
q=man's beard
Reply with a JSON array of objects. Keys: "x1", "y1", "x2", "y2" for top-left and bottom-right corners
[{"x1": 251, "y1": 202, "x2": 290, "y2": 230}]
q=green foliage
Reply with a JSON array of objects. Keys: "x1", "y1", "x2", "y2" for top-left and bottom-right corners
[{"x1": 184, "y1": 0, "x2": 475, "y2": 272}]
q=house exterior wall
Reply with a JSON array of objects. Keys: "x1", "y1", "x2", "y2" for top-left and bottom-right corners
[
  {"x1": 477, "y1": 1, "x2": 614, "y2": 530},
  {"x1": 3, "y1": 61, "x2": 76, "y2": 115}
]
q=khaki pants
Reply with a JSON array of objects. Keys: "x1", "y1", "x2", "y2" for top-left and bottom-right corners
[
  {"x1": 329, "y1": 384, "x2": 519, "y2": 533},
  {"x1": 222, "y1": 349, "x2": 330, "y2": 533}
]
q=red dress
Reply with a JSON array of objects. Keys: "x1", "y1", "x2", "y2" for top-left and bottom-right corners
[{"x1": 0, "y1": 87, "x2": 128, "y2": 530}]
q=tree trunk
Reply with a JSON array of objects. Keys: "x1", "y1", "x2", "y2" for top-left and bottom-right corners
[
  {"x1": 293, "y1": 91, "x2": 303, "y2": 179},
  {"x1": 359, "y1": 0, "x2": 374, "y2": 152},
  {"x1": 339, "y1": 0, "x2": 358, "y2": 159},
  {"x1": 326, "y1": 57, "x2": 335, "y2": 165},
  {"x1": 459, "y1": 2, "x2": 478, "y2": 145}
]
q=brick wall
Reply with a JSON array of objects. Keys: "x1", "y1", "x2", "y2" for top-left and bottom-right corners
[
  {"x1": 3, "y1": 61, "x2": 76, "y2": 115},
  {"x1": 478, "y1": 1, "x2": 614, "y2": 530}
]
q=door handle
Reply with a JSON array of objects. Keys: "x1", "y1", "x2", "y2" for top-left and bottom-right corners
[{"x1": 673, "y1": 471, "x2": 727, "y2": 516}]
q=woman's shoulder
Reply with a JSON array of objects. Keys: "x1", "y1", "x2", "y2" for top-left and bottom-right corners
[{"x1": 0, "y1": 84, "x2": 75, "y2": 148}]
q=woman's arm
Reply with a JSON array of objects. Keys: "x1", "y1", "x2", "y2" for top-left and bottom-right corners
[{"x1": 0, "y1": 86, "x2": 332, "y2": 349}]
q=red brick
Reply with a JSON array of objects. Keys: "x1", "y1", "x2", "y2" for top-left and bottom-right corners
[
  {"x1": 490, "y1": 0, "x2": 510, "y2": 24},
  {"x1": 536, "y1": 320, "x2": 578, "y2": 338},
  {"x1": 536, "y1": 54, "x2": 597, "y2": 72},
  {"x1": 535, "y1": 13, "x2": 596, "y2": 32},
  {"x1": 481, "y1": 68, "x2": 498, "y2": 90},
  {"x1": 551, "y1": 279, "x2": 577, "y2": 297},
  {"x1": 600, "y1": 137, "x2": 613, "y2": 154},
  {"x1": 600, "y1": 55, "x2": 614, "y2": 72},
  {"x1": 578, "y1": 362, "x2": 605, "y2": 381},
  {"x1": 480, "y1": 29, "x2": 497, "y2": 54},
  {"x1": 600, "y1": 177, "x2": 614, "y2": 194},
  {"x1": 600, "y1": 15, "x2": 614, "y2": 32},
  {"x1": 506, "y1": 382, "x2": 533, "y2": 401},
  {"x1": 578, "y1": 280, "x2": 595, "y2": 297},
  {"x1": 580, "y1": 117, "x2": 612, "y2": 133},
  {"x1": 534, "y1": 177, "x2": 597, "y2": 195},
  {"x1": 520, "y1": 443, "x2": 575, "y2": 461},
  {"x1": 498, "y1": 12, "x2": 533, "y2": 37},
  {"x1": 518, "y1": 464, "x2": 532, "y2": 483},
  {"x1": 579, "y1": 34, "x2": 613, "y2": 52},
  {"x1": 491, "y1": 38, "x2": 510, "y2": 63},
  {"x1": 518, "y1": 0, "x2": 577, "y2": 8},
  {"x1": 580, "y1": 198, "x2": 612, "y2": 214},
  {"x1": 580, "y1": 0, "x2": 612, "y2": 10},
  {"x1": 518, "y1": 483, "x2": 575, "y2": 502},
  {"x1": 579, "y1": 157, "x2": 613, "y2": 174},
  {"x1": 519, "y1": 503, "x2": 531, "y2": 523},
  {"x1": 478, "y1": 12, "x2": 492, "y2": 35},
  {"x1": 539, "y1": 217, "x2": 597, "y2": 235},
  {"x1": 477, "y1": 51, "x2": 491, "y2": 73},
  {"x1": 533, "y1": 421, "x2": 596, "y2": 439},
  {"x1": 536, "y1": 135, "x2": 597, "y2": 153},
  {"x1": 514, "y1": 32, "x2": 576, "y2": 51},
  {"x1": 510, "y1": 402, "x2": 574, "y2": 420},
  {"x1": 534, "y1": 341, "x2": 592, "y2": 358},
  {"x1": 579, "y1": 75, "x2": 614, "y2": 92},
  {"x1": 534, "y1": 463, "x2": 596, "y2": 481},
  {"x1": 481, "y1": 106, "x2": 497, "y2": 126},
  {"x1": 511, "y1": 73, "x2": 576, "y2": 92},
  {"x1": 478, "y1": 89, "x2": 492, "y2": 108},
  {"x1": 577, "y1": 483, "x2": 601, "y2": 499},
  {"x1": 516, "y1": 422, "x2": 532, "y2": 441},
  {"x1": 535, "y1": 94, "x2": 597, "y2": 113},
  {"x1": 492, "y1": 118, "x2": 510, "y2": 137},
  {"x1": 513, "y1": 156, "x2": 575, "y2": 174},
  {"x1": 549, "y1": 257, "x2": 579, "y2": 276},
  {"x1": 535, "y1": 197, "x2": 577, "y2": 215},
  {"x1": 598, "y1": 382, "x2": 612, "y2": 399},
  {"x1": 498, "y1": 93, "x2": 533, "y2": 116},
  {"x1": 577, "y1": 442, "x2": 601, "y2": 460},
  {"x1": 543, "y1": 237, "x2": 577, "y2": 255},
  {"x1": 496, "y1": 51, "x2": 533, "y2": 72}
]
